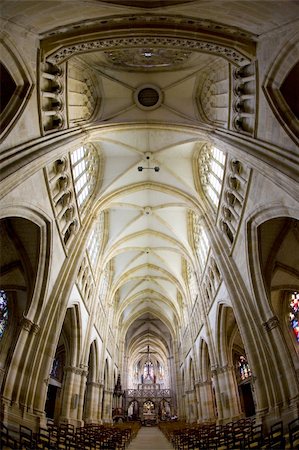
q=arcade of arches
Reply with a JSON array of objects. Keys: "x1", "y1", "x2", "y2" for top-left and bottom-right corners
[{"x1": 0, "y1": 0, "x2": 299, "y2": 434}]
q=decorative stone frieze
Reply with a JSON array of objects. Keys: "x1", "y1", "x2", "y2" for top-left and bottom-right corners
[
  {"x1": 40, "y1": 14, "x2": 255, "y2": 42},
  {"x1": 46, "y1": 36, "x2": 250, "y2": 67}
]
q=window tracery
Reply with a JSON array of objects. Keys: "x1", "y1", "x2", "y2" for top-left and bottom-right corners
[
  {"x1": 289, "y1": 291, "x2": 299, "y2": 342},
  {"x1": 199, "y1": 144, "x2": 226, "y2": 209},
  {"x1": 192, "y1": 212, "x2": 210, "y2": 272},
  {"x1": 0, "y1": 290, "x2": 9, "y2": 339},
  {"x1": 87, "y1": 214, "x2": 104, "y2": 269},
  {"x1": 71, "y1": 145, "x2": 98, "y2": 209}
]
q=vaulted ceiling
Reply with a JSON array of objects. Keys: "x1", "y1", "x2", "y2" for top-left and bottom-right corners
[{"x1": 2, "y1": 0, "x2": 298, "y2": 372}]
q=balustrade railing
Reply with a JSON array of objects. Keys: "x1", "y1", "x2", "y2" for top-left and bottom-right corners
[{"x1": 126, "y1": 389, "x2": 171, "y2": 398}]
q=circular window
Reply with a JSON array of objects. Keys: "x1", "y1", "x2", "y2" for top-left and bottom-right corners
[{"x1": 134, "y1": 84, "x2": 162, "y2": 111}]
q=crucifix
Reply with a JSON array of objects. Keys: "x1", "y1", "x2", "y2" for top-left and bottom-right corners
[{"x1": 139, "y1": 342, "x2": 157, "y2": 379}]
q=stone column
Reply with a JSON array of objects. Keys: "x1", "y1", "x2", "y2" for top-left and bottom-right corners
[
  {"x1": 168, "y1": 355, "x2": 177, "y2": 414},
  {"x1": 261, "y1": 316, "x2": 299, "y2": 419},
  {"x1": 216, "y1": 365, "x2": 242, "y2": 421},
  {"x1": 186, "y1": 389, "x2": 197, "y2": 423},
  {"x1": 102, "y1": 388, "x2": 113, "y2": 423},
  {"x1": 60, "y1": 366, "x2": 87, "y2": 426},
  {"x1": 77, "y1": 365, "x2": 88, "y2": 423},
  {"x1": 194, "y1": 381, "x2": 203, "y2": 423},
  {"x1": 211, "y1": 368, "x2": 223, "y2": 421},
  {"x1": 84, "y1": 381, "x2": 102, "y2": 424},
  {"x1": 3, "y1": 317, "x2": 39, "y2": 403},
  {"x1": 198, "y1": 380, "x2": 216, "y2": 422}
]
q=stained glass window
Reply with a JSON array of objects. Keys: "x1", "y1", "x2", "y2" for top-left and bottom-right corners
[
  {"x1": 289, "y1": 291, "x2": 299, "y2": 342},
  {"x1": 0, "y1": 290, "x2": 9, "y2": 339},
  {"x1": 238, "y1": 355, "x2": 251, "y2": 380}
]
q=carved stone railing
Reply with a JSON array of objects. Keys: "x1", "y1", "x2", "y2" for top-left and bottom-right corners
[{"x1": 126, "y1": 389, "x2": 171, "y2": 398}]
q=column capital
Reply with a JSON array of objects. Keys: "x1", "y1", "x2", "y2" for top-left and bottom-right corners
[
  {"x1": 65, "y1": 366, "x2": 88, "y2": 377},
  {"x1": 87, "y1": 381, "x2": 102, "y2": 388},
  {"x1": 198, "y1": 380, "x2": 212, "y2": 387},
  {"x1": 211, "y1": 364, "x2": 234, "y2": 375},
  {"x1": 20, "y1": 315, "x2": 39, "y2": 333},
  {"x1": 263, "y1": 315, "x2": 279, "y2": 333}
]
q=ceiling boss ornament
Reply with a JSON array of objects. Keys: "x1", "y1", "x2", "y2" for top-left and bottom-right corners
[{"x1": 104, "y1": 48, "x2": 191, "y2": 70}]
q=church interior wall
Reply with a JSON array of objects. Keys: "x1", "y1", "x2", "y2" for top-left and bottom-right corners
[{"x1": 0, "y1": 0, "x2": 298, "y2": 437}]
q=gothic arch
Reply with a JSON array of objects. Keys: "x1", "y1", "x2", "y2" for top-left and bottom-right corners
[
  {"x1": 0, "y1": 35, "x2": 34, "y2": 141},
  {"x1": 263, "y1": 32, "x2": 299, "y2": 145},
  {"x1": 246, "y1": 206, "x2": 299, "y2": 415},
  {"x1": 198, "y1": 338, "x2": 211, "y2": 382},
  {"x1": 0, "y1": 206, "x2": 52, "y2": 321},
  {"x1": 0, "y1": 211, "x2": 52, "y2": 417}
]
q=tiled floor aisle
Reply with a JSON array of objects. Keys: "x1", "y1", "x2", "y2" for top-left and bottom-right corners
[{"x1": 127, "y1": 426, "x2": 174, "y2": 450}]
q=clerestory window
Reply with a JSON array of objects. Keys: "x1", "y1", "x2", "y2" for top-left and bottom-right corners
[
  {"x1": 71, "y1": 145, "x2": 98, "y2": 209},
  {"x1": 199, "y1": 145, "x2": 226, "y2": 209}
]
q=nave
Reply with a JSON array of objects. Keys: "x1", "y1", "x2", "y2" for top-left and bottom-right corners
[
  {"x1": 1, "y1": 0, "x2": 299, "y2": 438},
  {"x1": 127, "y1": 427, "x2": 174, "y2": 450}
]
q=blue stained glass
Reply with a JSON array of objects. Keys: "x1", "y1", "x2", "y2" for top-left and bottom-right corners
[
  {"x1": 0, "y1": 290, "x2": 9, "y2": 339},
  {"x1": 290, "y1": 292, "x2": 299, "y2": 343}
]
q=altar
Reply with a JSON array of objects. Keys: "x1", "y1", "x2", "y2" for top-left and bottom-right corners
[{"x1": 143, "y1": 412, "x2": 157, "y2": 426}]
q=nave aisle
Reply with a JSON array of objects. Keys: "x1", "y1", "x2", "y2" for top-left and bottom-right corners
[{"x1": 127, "y1": 426, "x2": 174, "y2": 450}]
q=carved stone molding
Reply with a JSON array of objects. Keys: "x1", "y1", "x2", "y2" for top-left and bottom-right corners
[
  {"x1": 31, "y1": 323, "x2": 40, "y2": 335},
  {"x1": 65, "y1": 366, "x2": 89, "y2": 377},
  {"x1": 20, "y1": 315, "x2": 39, "y2": 334},
  {"x1": 46, "y1": 36, "x2": 250, "y2": 66},
  {"x1": 263, "y1": 316, "x2": 280, "y2": 333},
  {"x1": 198, "y1": 380, "x2": 212, "y2": 387},
  {"x1": 40, "y1": 14, "x2": 255, "y2": 41},
  {"x1": 87, "y1": 381, "x2": 103, "y2": 388},
  {"x1": 105, "y1": 48, "x2": 191, "y2": 70}
]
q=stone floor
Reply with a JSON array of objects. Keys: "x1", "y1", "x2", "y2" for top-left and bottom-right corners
[{"x1": 127, "y1": 426, "x2": 174, "y2": 449}]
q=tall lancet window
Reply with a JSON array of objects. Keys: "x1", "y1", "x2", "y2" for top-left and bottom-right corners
[
  {"x1": 289, "y1": 291, "x2": 299, "y2": 342},
  {"x1": 0, "y1": 290, "x2": 9, "y2": 339},
  {"x1": 199, "y1": 144, "x2": 226, "y2": 209},
  {"x1": 71, "y1": 144, "x2": 98, "y2": 209}
]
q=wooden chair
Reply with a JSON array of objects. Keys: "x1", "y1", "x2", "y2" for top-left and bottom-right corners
[
  {"x1": 1, "y1": 422, "x2": 19, "y2": 449},
  {"x1": 288, "y1": 418, "x2": 299, "y2": 449},
  {"x1": 19, "y1": 424, "x2": 36, "y2": 450},
  {"x1": 265, "y1": 421, "x2": 286, "y2": 449}
]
